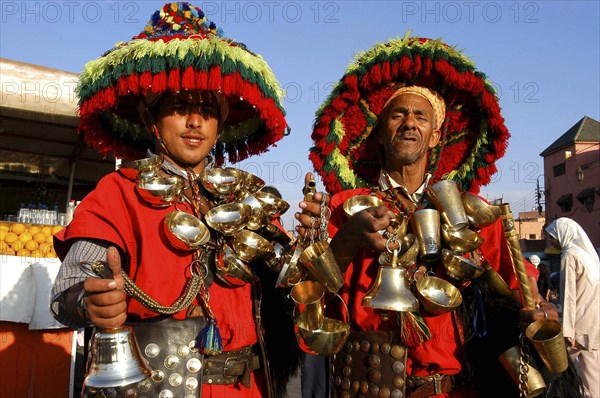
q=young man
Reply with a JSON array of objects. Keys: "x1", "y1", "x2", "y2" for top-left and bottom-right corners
[
  {"x1": 297, "y1": 35, "x2": 558, "y2": 397},
  {"x1": 51, "y1": 3, "x2": 299, "y2": 397}
]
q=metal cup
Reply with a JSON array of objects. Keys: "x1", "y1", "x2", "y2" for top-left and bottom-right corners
[
  {"x1": 412, "y1": 209, "x2": 441, "y2": 261},
  {"x1": 291, "y1": 281, "x2": 325, "y2": 331},
  {"x1": 499, "y1": 346, "x2": 547, "y2": 397},
  {"x1": 526, "y1": 319, "x2": 569, "y2": 373},
  {"x1": 429, "y1": 180, "x2": 469, "y2": 231},
  {"x1": 299, "y1": 241, "x2": 345, "y2": 293}
]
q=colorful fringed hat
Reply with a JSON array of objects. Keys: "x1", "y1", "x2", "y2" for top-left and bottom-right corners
[
  {"x1": 77, "y1": 2, "x2": 287, "y2": 164},
  {"x1": 309, "y1": 33, "x2": 509, "y2": 195}
]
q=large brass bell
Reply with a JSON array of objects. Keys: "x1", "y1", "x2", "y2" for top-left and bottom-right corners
[
  {"x1": 83, "y1": 326, "x2": 153, "y2": 389},
  {"x1": 362, "y1": 250, "x2": 419, "y2": 313}
]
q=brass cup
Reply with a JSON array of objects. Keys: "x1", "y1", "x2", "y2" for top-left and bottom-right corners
[
  {"x1": 135, "y1": 175, "x2": 185, "y2": 207},
  {"x1": 441, "y1": 224, "x2": 485, "y2": 254},
  {"x1": 232, "y1": 168, "x2": 266, "y2": 193},
  {"x1": 295, "y1": 317, "x2": 351, "y2": 356},
  {"x1": 200, "y1": 168, "x2": 244, "y2": 197},
  {"x1": 237, "y1": 191, "x2": 269, "y2": 231},
  {"x1": 526, "y1": 319, "x2": 569, "y2": 373},
  {"x1": 119, "y1": 156, "x2": 162, "y2": 174},
  {"x1": 412, "y1": 209, "x2": 442, "y2": 261},
  {"x1": 276, "y1": 244, "x2": 307, "y2": 288},
  {"x1": 415, "y1": 275, "x2": 463, "y2": 315},
  {"x1": 232, "y1": 229, "x2": 274, "y2": 262},
  {"x1": 378, "y1": 233, "x2": 419, "y2": 267},
  {"x1": 441, "y1": 249, "x2": 485, "y2": 281},
  {"x1": 264, "y1": 243, "x2": 289, "y2": 273},
  {"x1": 498, "y1": 346, "x2": 547, "y2": 397},
  {"x1": 299, "y1": 240, "x2": 345, "y2": 293},
  {"x1": 481, "y1": 262, "x2": 513, "y2": 298},
  {"x1": 205, "y1": 203, "x2": 251, "y2": 235},
  {"x1": 163, "y1": 211, "x2": 210, "y2": 250},
  {"x1": 254, "y1": 190, "x2": 290, "y2": 217},
  {"x1": 342, "y1": 195, "x2": 385, "y2": 218},
  {"x1": 461, "y1": 192, "x2": 502, "y2": 228},
  {"x1": 429, "y1": 180, "x2": 469, "y2": 231},
  {"x1": 291, "y1": 281, "x2": 325, "y2": 331},
  {"x1": 215, "y1": 244, "x2": 256, "y2": 286}
]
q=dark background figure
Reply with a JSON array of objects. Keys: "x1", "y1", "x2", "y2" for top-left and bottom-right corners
[{"x1": 537, "y1": 263, "x2": 554, "y2": 302}]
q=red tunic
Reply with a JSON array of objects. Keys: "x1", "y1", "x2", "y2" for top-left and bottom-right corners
[
  {"x1": 327, "y1": 188, "x2": 532, "y2": 386},
  {"x1": 55, "y1": 169, "x2": 261, "y2": 397}
]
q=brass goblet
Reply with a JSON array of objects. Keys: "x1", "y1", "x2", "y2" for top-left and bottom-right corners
[
  {"x1": 415, "y1": 275, "x2": 462, "y2": 315},
  {"x1": 254, "y1": 190, "x2": 290, "y2": 217},
  {"x1": 441, "y1": 249, "x2": 485, "y2": 281},
  {"x1": 441, "y1": 224, "x2": 484, "y2": 253},
  {"x1": 163, "y1": 211, "x2": 210, "y2": 250},
  {"x1": 342, "y1": 195, "x2": 385, "y2": 218},
  {"x1": 232, "y1": 229, "x2": 275, "y2": 262},
  {"x1": 135, "y1": 175, "x2": 185, "y2": 207},
  {"x1": 205, "y1": 203, "x2": 251, "y2": 235},
  {"x1": 200, "y1": 168, "x2": 244, "y2": 198},
  {"x1": 215, "y1": 244, "x2": 256, "y2": 286}
]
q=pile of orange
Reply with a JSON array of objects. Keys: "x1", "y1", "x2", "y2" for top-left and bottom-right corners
[{"x1": 0, "y1": 222, "x2": 63, "y2": 258}]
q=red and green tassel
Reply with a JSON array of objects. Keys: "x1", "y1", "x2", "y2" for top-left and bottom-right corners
[{"x1": 399, "y1": 311, "x2": 430, "y2": 347}]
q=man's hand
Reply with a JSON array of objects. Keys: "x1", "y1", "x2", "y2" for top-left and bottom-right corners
[
  {"x1": 518, "y1": 299, "x2": 559, "y2": 331},
  {"x1": 82, "y1": 246, "x2": 127, "y2": 328},
  {"x1": 295, "y1": 173, "x2": 329, "y2": 239}
]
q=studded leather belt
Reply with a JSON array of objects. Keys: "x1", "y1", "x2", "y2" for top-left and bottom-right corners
[
  {"x1": 203, "y1": 346, "x2": 260, "y2": 387},
  {"x1": 332, "y1": 330, "x2": 407, "y2": 398},
  {"x1": 406, "y1": 373, "x2": 453, "y2": 398}
]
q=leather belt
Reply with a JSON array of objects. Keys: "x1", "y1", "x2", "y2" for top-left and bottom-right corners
[
  {"x1": 203, "y1": 346, "x2": 260, "y2": 388},
  {"x1": 406, "y1": 373, "x2": 453, "y2": 398}
]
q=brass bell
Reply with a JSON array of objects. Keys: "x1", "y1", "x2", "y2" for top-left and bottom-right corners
[
  {"x1": 83, "y1": 326, "x2": 153, "y2": 389},
  {"x1": 362, "y1": 250, "x2": 419, "y2": 313}
]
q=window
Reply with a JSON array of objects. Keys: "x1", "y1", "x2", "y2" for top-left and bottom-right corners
[
  {"x1": 553, "y1": 163, "x2": 565, "y2": 177},
  {"x1": 529, "y1": 234, "x2": 536, "y2": 239},
  {"x1": 556, "y1": 193, "x2": 572, "y2": 212},
  {"x1": 577, "y1": 188, "x2": 595, "y2": 213}
]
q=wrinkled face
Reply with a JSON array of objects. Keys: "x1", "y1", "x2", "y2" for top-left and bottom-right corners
[
  {"x1": 377, "y1": 93, "x2": 441, "y2": 167},
  {"x1": 152, "y1": 91, "x2": 220, "y2": 173}
]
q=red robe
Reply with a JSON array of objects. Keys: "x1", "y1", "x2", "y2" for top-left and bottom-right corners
[{"x1": 55, "y1": 169, "x2": 262, "y2": 397}]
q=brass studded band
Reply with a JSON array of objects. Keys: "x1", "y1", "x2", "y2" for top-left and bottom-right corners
[{"x1": 331, "y1": 330, "x2": 407, "y2": 398}]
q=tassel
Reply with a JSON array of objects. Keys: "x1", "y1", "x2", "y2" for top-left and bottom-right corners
[
  {"x1": 399, "y1": 312, "x2": 431, "y2": 347},
  {"x1": 545, "y1": 357, "x2": 585, "y2": 398},
  {"x1": 195, "y1": 318, "x2": 223, "y2": 355}
]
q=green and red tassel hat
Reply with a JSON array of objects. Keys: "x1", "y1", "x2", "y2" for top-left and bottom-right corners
[
  {"x1": 309, "y1": 33, "x2": 510, "y2": 195},
  {"x1": 77, "y1": 2, "x2": 287, "y2": 164}
]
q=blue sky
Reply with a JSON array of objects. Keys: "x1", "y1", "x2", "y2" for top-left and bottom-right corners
[{"x1": 1, "y1": 1, "x2": 598, "y2": 228}]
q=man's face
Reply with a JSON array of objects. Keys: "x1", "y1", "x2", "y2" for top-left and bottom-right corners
[
  {"x1": 377, "y1": 93, "x2": 441, "y2": 167},
  {"x1": 152, "y1": 90, "x2": 220, "y2": 172}
]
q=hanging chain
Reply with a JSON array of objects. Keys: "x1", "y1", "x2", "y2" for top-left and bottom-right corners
[
  {"x1": 319, "y1": 201, "x2": 331, "y2": 241},
  {"x1": 517, "y1": 333, "x2": 531, "y2": 397}
]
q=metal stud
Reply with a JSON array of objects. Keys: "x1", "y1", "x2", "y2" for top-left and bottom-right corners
[
  {"x1": 341, "y1": 378, "x2": 351, "y2": 390},
  {"x1": 158, "y1": 390, "x2": 173, "y2": 398},
  {"x1": 392, "y1": 376, "x2": 404, "y2": 388},
  {"x1": 124, "y1": 389, "x2": 137, "y2": 398},
  {"x1": 392, "y1": 361, "x2": 405, "y2": 374},
  {"x1": 137, "y1": 379, "x2": 151, "y2": 392},
  {"x1": 381, "y1": 343, "x2": 391, "y2": 354},
  {"x1": 188, "y1": 340, "x2": 199, "y2": 353},
  {"x1": 177, "y1": 345, "x2": 190, "y2": 357},
  {"x1": 187, "y1": 358, "x2": 202, "y2": 373},
  {"x1": 390, "y1": 345, "x2": 404, "y2": 359},
  {"x1": 379, "y1": 386, "x2": 391, "y2": 398},
  {"x1": 145, "y1": 343, "x2": 160, "y2": 358},
  {"x1": 342, "y1": 366, "x2": 351, "y2": 377},
  {"x1": 360, "y1": 340, "x2": 371, "y2": 352},
  {"x1": 185, "y1": 377, "x2": 198, "y2": 391},
  {"x1": 371, "y1": 342, "x2": 380, "y2": 353},
  {"x1": 151, "y1": 370, "x2": 165, "y2": 382},
  {"x1": 352, "y1": 342, "x2": 360, "y2": 351},
  {"x1": 368, "y1": 369, "x2": 382, "y2": 383},
  {"x1": 391, "y1": 388, "x2": 403, "y2": 398},
  {"x1": 164, "y1": 355, "x2": 180, "y2": 370},
  {"x1": 369, "y1": 383, "x2": 380, "y2": 396},
  {"x1": 352, "y1": 381, "x2": 360, "y2": 392},
  {"x1": 334, "y1": 376, "x2": 342, "y2": 386},
  {"x1": 368, "y1": 354, "x2": 381, "y2": 368},
  {"x1": 344, "y1": 354, "x2": 353, "y2": 365},
  {"x1": 168, "y1": 373, "x2": 183, "y2": 387}
]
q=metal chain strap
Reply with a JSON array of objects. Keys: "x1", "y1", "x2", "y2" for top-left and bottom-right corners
[
  {"x1": 319, "y1": 201, "x2": 331, "y2": 241},
  {"x1": 517, "y1": 333, "x2": 531, "y2": 397},
  {"x1": 122, "y1": 263, "x2": 204, "y2": 314}
]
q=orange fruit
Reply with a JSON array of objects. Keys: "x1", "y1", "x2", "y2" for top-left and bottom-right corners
[
  {"x1": 4, "y1": 232, "x2": 18, "y2": 244},
  {"x1": 0, "y1": 230, "x2": 6, "y2": 241},
  {"x1": 0, "y1": 224, "x2": 9, "y2": 232},
  {"x1": 41, "y1": 226, "x2": 52, "y2": 236},
  {"x1": 46, "y1": 251, "x2": 57, "y2": 258},
  {"x1": 28, "y1": 225, "x2": 41, "y2": 235},
  {"x1": 17, "y1": 249, "x2": 31, "y2": 257},
  {"x1": 33, "y1": 232, "x2": 47, "y2": 244},
  {"x1": 24, "y1": 240, "x2": 38, "y2": 251},
  {"x1": 0, "y1": 242, "x2": 9, "y2": 252},
  {"x1": 46, "y1": 235, "x2": 54, "y2": 244},
  {"x1": 39, "y1": 242, "x2": 52, "y2": 255},
  {"x1": 11, "y1": 241, "x2": 24, "y2": 252},
  {"x1": 51, "y1": 225, "x2": 64, "y2": 235},
  {"x1": 18, "y1": 232, "x2": 33, "y2": 243},
  {"x1": 30, "y1": 250, "x2": 42, "y2": 258},
  {"x1": 3, "y1": 248, "x2": 16, "y2": 256},
  {"x1": 10, "y1": 223, "x2": 26, "y2": 235}
]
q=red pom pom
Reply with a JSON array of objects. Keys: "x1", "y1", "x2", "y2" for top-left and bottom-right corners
[
  {"x1": 167, "y1": 69, "x2": 181, "y2": 91},
  {"x1": 152, "y1": 71, "x2": 167, "y2": 93},
  {"x1": 181, "y1": 67, "x2": 195, "y2": 90}
]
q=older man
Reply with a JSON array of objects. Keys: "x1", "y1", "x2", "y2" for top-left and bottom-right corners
[{"x1": 297, "y1": 35, "x2": 556, "y2": 397}]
